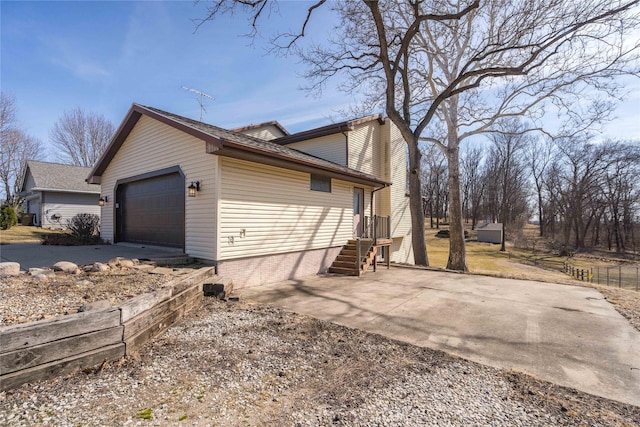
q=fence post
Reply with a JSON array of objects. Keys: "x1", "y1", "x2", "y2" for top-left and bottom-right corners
[{"x1": 619, "y1": 266, "x2": 622, "y2": 288}]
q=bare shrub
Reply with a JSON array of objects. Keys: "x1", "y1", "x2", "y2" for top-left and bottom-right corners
[{"x1": 67, "y1": 213, "x2": 101, "y2": 245}]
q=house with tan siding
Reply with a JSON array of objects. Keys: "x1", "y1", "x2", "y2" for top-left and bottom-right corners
[
  {"x1": 19, "y1": 160, "x2": 100, "y2": 228},
  {"x1": 87, "y1": 104, "x2": 413, "y2": 288}
]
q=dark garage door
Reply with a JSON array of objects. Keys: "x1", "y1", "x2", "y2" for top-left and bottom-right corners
[{"x1": 116, "y1": 172, "x2": 185, "y2": 248}]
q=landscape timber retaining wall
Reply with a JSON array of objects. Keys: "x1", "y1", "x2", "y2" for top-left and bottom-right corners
[{"x1": 0, "y1": 267, "x2": 216, "y2": 392}]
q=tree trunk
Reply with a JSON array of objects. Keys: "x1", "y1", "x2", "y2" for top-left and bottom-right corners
[
  {"x1": 408, "y1": 141, "x2": 429, "y2": 266},
  {"x1": 536, "y1": 185, "x2": 544, "y2": 237},
  {"x1": 445, "y1": 145, "x2": 468, "y2": 272}
]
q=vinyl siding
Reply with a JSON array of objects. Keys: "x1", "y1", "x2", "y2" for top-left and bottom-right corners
[
  {"x1": 99, "y1": 116, "x2": 218, "y2": 260},
  {"x1": 23, "y1": 172, "x2": 42, "y2": 225},
  {"x1": 219, "y1": 157, "x2": 359, "y2": 260},
  {"x1": 391, "y1": 233, "x2": 414, "y2": 264},
  {"x1": 40, "y1": 192, "x2": 100, "y2": 229},
  {"x1": 286, "y1": 134, "x2": 347, "y2": 166},
  {"x1": 238, "y1": 125, "x2": 285, "y2": 141},
  {"x1": 388, "y1": 122, "x2": 412, "y2": 238},
  {"x1": 24, "y1": 171, "x2": 36, "y2": 191},
  {"x1": 348, "y1": 122, "x2": 383, "y2": 177},
  {"x1": 25, "y1": 195, "x2": 41, "y2": 225}
]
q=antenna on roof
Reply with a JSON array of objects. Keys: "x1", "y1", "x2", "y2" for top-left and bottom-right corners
[{"x1": 181, "y1": 86, "x2": 214, "y2": 121}]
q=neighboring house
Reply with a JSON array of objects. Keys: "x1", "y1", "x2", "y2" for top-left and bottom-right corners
[
  {"x1": 87, "y1": 104, "x2": 413, "y2": 288},
  {"x1": 19, "y1": 160, "x2": 100, "y2": 229},
  {"x1": 477, "y1": 223, "x2": 503, "y2": 244}
]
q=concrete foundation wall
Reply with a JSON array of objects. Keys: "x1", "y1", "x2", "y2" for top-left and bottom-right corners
[{"x1": 216, "y1": 246, "x2": 342, "y2": 289}]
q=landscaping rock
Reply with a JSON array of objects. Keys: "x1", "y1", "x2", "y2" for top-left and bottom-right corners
[
  {"x1": 119, "y1": 259, "x2": 135, "y2": 268},
  {"x1": 0, "y1": 262, "x2": 20, "y2": 277},
  {"x1": 32, "y1": 274, "x2": 49, "y2": 282},
  {"x1": 107, "y1": 257, "x2": 134, "y2": 268},
  {"x1": 52, "y1": 261, "x2": 81, "y2": 274},
  {"x1": 75, "y1": 279, "x2": 92, "y2": 286},
  {"x1": 29, "y1": 267, "x2": 53, "y2": 276},
  {"x1": 91, "y1": 262, "x2": 110, "y2": 272},
  {"x1": 77, "y1": 299, "x2": 111, "y2": 313}
]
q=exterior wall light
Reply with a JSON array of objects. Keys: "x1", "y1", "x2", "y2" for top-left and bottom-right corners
[
  {"x1": 188, "y1": 181, "x2": 200, "y2": 197},
  {"x1": 98, "y1": 196, "x2": 108, "y2": 206}
]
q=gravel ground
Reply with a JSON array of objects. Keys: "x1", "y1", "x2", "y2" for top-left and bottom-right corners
[
  {"x1": 0, "y1": 268, "x2": 175, "y2": 325},
  {"x1": 1, "y1": 299, "x2": 638, "y2": 426}
]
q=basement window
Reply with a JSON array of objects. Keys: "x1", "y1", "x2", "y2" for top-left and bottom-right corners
[{"x1": 310, "y1": 174, "x2": 331, "y2": 193}]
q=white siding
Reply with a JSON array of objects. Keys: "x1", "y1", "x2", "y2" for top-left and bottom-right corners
[
  {"x1": 41, "y1": 192, "x2": 100, "y2": 229},
  {"x1": 348, "y1": 122, "x2": 383, "y2": 176},
  {"x1": 219, "y1": 157, "x2": 358, "y2": 260},
  {"x1": 238, "y1": 125, "x2": 285, "y2": 141},
  {"x1": 391, "y1": 233, "x2": 415, "y2": 264},
  {"x1": 99, "y1": 116, "x2": 218, "y2": 260},
  {"x1": 286, "y1": 134, "x2": 347, "y2": 166},
  {"x1": 387, "y1": 122, "x2": 412, "y2": 238}
]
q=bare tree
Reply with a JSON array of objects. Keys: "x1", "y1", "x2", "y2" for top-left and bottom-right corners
[
  {"x1": 539, "y1": 137, "x2": 640, "y2": 253},
  {"x1": 460, "y1": 144, "x2": 486, "y2": 230},
  {"x1": 0, "y1": 92, "x2": 43, "y2": 207},
  {"x1": 50, "y1": 108, "x2": 115, "y2": 167},
  {"x1": 197, "y1": 0, "x2": 640, "y2": 269},
  {"x1": 526, "y1": 137, "x2": 554, "y2": 237},
  {"x1": 422, "y1": 145, "x2": 449, "y2": 228},
  {"x1": 484, "y1": 118, "x2": 531, "y2": 251},
  {"x1": 599, "y1": 141, "x2": 640, "y2": 252}
]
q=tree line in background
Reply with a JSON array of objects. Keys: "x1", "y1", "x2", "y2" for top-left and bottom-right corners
[
  {"x1": 0, "y1": 91, "x2": 114, "y2": 208},
  {"x1": 423, "y1": 121, "x2": 640, "y2": 254},
  {"x1": 198, "y1": 0, "x2": 640, "y2": 271}
]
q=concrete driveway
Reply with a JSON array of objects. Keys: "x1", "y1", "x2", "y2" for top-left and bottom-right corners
[
  {"x1": 0, "y1": 242, "x2": 181, "y2": 270},
  {"x1": 239, "y1": 267, "x2": 640, "y2": 407}
]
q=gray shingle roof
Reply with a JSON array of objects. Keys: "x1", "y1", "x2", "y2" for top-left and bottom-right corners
[
  {"x1": 137, "y1": 105, "x2": 390, "y2": 186},
  {"x1": 25, "y1": 160, "x2": 99, "y2": 193},
  {"x1": 89, "y1": 104, "x2": 390, "y2": 187}
]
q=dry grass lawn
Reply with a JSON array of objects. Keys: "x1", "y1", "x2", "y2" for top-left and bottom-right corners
[
  {"x1": 424, "y1": 222, "x2": 638, "y2": 286},
  {"x1": 0, "y1": 224, "x2": 67, "y2": 245}
]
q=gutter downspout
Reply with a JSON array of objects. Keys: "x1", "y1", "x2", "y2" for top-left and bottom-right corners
[
  {"x1": 342, "y1": 131, "x2": 349, "y2": 167},
  {"x1": 370, "y1": 184, "x2": 390, "y2": 229},
  {"x1": 370, "y1": 184, "x2": 391, "y2": 241},
  {"x1": 369, "y1": 184, "x2": 390, "y2": 272}
]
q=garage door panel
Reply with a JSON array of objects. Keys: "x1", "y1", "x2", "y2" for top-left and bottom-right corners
[{"x1": 116, "y1": 173, "x2": 184, "y2": 248}]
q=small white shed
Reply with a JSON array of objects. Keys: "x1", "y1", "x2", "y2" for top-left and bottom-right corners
[{"x1": 477, "y1": 223, "x2": 503, "y2": 244}]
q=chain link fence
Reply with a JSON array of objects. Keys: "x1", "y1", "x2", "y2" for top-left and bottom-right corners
[{"x1": 564, "y1": 262, "x2": 640, "y2": 291}]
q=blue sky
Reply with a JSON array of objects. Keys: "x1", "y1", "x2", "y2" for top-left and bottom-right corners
[{"x1": 2, "y1": 0, "x2": 639, "y2": 160}]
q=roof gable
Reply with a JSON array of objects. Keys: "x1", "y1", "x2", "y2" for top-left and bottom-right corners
[
  {"x1": 273, "y1": 114, "x2": 385, "y2": 145},
  {"x1": 23, "y1": 160, "x2": 99, "y2": 194},
  {"x1": 88, "y1": 104, "x2": 390, "y2": 188},
  {"x1": 231, "y1": 121, "x2": 289, "y2": 139}
]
